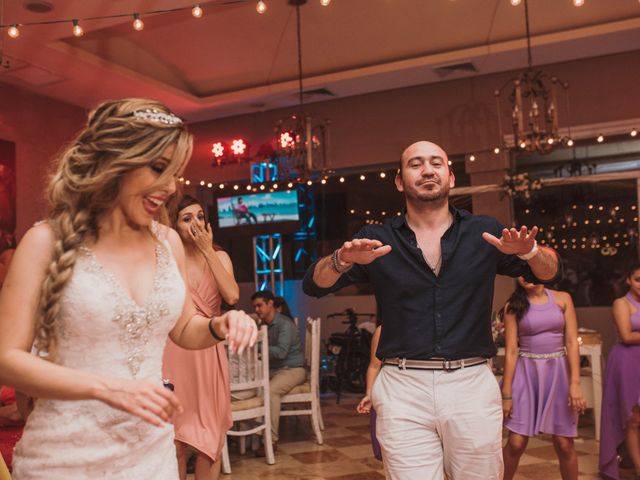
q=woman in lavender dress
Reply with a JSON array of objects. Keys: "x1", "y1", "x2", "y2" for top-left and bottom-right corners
[
  {"x1": 501, "y1": 277, "x2": 586, "y2": 480},
  {"x1": 599, "y1": 263, "x2": 640, "y2": 480}
]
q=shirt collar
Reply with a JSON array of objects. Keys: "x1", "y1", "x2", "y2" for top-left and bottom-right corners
[{"x1": 391, "y1": 204, "x2": 469, "y2": 230}]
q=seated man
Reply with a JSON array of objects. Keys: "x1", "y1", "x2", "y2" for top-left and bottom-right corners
[{"x1": 251, "y1": 290, "x2": 305, "y2": 453}]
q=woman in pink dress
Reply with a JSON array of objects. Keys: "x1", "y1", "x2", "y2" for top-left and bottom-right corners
[{"x1": 163, "y1": 195, "x2": 239, "y2": 480}]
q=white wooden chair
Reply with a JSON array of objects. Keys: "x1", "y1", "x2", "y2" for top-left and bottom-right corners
[
  {"x1": 221, "y1": 325, "x2": 275, "y2": 474},
  {"x1": 279, "y1": 317, "x2": 324, "y2": 445}
]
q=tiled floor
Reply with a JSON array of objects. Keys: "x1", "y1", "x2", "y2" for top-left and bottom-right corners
[{"x1": 210, "y1": 393, "x2": 633, "y2": 479}]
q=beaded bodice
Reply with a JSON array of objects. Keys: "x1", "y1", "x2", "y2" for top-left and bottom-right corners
[{"x1": 56, "y1": 225, "x2": 186, "y2": 379}]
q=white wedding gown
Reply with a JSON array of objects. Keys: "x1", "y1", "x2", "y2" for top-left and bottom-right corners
[{"x1": 13, "y1": 224, "x2": 185, "y2": 479}]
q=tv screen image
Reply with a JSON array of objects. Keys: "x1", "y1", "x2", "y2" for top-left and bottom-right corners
[{"x1": 216, "y1": 190, "x2": 299, "y2": 228}]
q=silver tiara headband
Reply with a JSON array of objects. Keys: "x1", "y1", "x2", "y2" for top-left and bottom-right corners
[{"x1": 132, "y1": 108, "x2": 183, "y2": 126}]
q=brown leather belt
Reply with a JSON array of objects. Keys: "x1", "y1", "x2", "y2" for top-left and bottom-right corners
[{"x1": 383, "y1": 356, "x2": 488, "y2": 371}]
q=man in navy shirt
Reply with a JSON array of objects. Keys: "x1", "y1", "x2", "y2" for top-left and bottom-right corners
[{"x1": 303, "y1": 141, "x2": 559, "y2": 479}]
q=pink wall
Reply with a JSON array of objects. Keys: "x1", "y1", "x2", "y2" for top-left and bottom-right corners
[
  {"x1": 0, "y1": 83, "x2": 86, "y2": 237},
  {"x1": 185, "y1": 50, "x2": 640, "y2": 184}
]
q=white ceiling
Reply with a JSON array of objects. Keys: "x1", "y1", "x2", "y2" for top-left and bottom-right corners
[{"x1": 1, "y1": 0, "x2": 639, "y2": 121}]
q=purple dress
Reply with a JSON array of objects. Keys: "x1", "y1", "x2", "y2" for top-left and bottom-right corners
[
  {"x1": 504, "y1": 289, "x2": 578, "y2": 437},
  {"x1": 599, "y1": 293, "x2": 640, "y2": 480}
]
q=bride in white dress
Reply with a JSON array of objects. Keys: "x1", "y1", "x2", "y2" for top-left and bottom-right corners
[{"x1": 0, "y1": 99, "x2": 257, "y2": 479}]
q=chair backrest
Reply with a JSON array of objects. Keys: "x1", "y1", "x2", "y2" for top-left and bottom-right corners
[
  {"x1": 227, "y1": 325, "x2": 269, "y2": 393},
  {"x1": 305, "y1": 317, "x2": 321, "y2": 388}
]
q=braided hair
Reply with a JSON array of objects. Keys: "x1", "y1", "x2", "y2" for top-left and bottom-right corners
[{"x1": 35, "y1": 98, "x2": 192, "y2": 358}]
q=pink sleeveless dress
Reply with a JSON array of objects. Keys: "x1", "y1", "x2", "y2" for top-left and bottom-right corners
[{"x1": 162, "y1": 262, "x2": 232, "y2": 461}]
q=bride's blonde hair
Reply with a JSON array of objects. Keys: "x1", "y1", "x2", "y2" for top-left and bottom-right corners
[{"x1": 36, "y1": 98, "x2": 193, "y2": 357}]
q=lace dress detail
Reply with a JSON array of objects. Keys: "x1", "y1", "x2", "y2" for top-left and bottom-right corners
[{"x1": 12, "y1": 222, "x2": 186, "y2": 480}]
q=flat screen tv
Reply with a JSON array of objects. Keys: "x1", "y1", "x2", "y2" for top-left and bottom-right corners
[{"x1": 216, "y1": 190, "x2": 299, "y2": 229}]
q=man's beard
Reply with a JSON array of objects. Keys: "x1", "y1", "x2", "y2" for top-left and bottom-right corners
[{"x1": 407, "y1": 182, "x2": 451, "y2": 203}]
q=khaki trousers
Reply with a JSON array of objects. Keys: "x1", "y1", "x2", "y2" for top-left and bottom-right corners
[
  {"x1": 371, "y1": 363, "x2": 503, "y2": 479},
  {"x1": 269, "y1": 367, "x2": 306, "y2": 442}
]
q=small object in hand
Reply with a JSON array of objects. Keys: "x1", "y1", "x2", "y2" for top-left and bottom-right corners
[{"x1": 162, "y1": 379, "x2": 175, "y2": 391}]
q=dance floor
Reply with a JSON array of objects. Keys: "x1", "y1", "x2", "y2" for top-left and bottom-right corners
[{"x1": 197, "y1": 392, "x2": 631, "y2": 480}]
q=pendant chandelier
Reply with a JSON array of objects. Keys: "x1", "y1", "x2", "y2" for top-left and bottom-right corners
[
  {"x1": 494, "y1": 0, "x2": 573, "y2": 154},
  {"x1": 273, "y1": 0, "x2": 330, "y2": 180}
]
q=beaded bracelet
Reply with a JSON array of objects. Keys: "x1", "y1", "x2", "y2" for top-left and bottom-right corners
[
  {"x1": 331, "y1": 249, "x2": 353, "y2": 274},
  {"x1": 208, "y1": 318, "x2": 226, "y2": 342}
]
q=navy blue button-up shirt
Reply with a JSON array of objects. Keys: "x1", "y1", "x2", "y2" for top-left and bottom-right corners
[{"x1": 303, "y1": 207, "x2": 557, "y2": 360}]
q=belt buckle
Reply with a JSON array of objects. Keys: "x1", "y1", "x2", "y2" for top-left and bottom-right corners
[{"x1": 399, "y1": 358, "x2": 407, "y2": 370}]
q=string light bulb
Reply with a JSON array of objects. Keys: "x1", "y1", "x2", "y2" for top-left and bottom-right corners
[
  {"x1": 191, "y1": 5, "x2": 203, "y2": 18},
  {"x1": 494, "y1": 147, "x2": 501, "y2": 154},
  {"x1": 72, "y1": 19, "x2": 84, "y2": 37},
  {"x1": 256, "y1": 1, "x2": 267, "y2": 14},
  {"x1": 380, "y1": 172, "x2": 386, "y2": 178},
  {"x1": 469, "y1": 155, "x2": 476, "y2": 162},
  {"x1": 132, "y1": 13, "x2": 144, "y2": 31},
  {"x1": 360, "y1": 174, "x2": 366, "y2": 181},
  {"x1": 510, "y1": 0, "x2": 522, "y2": 5},
  {"x1": 631, "y1": 128, "x2": 638, "y2": 137},
  {"x1": 339, "y1": 176, "x2": 345, "y2": 183},
  {"x1": 567, "y1": 139, "x2": 574, "y2": 146},
  {"x1": 573, "y1": 0, "x2": 584, "y2": 5},
  {"x1": 320, "y1": 0, "x2": 332, "y2": 5},
  {"x1": 597, "y1": 134, "x2": 604, "y2": 143},
  {"x1": 7, "y1": 24, "x2": 20, "y2": 38}
]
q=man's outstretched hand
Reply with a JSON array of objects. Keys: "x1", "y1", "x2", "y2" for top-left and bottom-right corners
[
  {"x1": 482, "y1": 226, "x2": 538, "y2": 256},
  {"x1": 339, "y1": 239, "x2": 392, "y2": 265}
]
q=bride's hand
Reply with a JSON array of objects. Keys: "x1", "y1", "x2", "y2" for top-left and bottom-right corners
[{"x1": 97, "y1": 377, "x2": 183, "y2": 427}]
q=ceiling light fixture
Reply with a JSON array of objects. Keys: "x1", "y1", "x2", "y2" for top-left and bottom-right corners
[
  {"x1": 72, "y1": 19, "x2": 83, "y2": 37},
  {"x1": 132, "y1": 13, "x2": 144, "y2": 31},
  {"x1": 191, "y1": 5, "x2": 203, "y2": 18},
  {"x1": 494, "y1": 0, "x2": 573, "y2": 154}
]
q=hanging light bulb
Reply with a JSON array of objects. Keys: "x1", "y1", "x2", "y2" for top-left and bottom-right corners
[
  {"x1": 567, "y1": 138, "x2": 574, "y2": 146},
  {"x1": 469, "y1": 155, "x2": 476, "y2": 162},
  {"x1": 132, "y1": 13, "x2": 144, "y2": 31},
  {"x1": 256, "y1": 1, "x2": 267, "y2": 14},
  {"x1": 320, "y1": 0, "x2": 332, "y2": 5},
  {"x1": 573, "y1": 0, "x2": 584, "y2": 6},
  {"x1": 192, "y1": 5, "x2": 203, "y2": 18},
  {"x1": 7, "y1": 24, "x2": 20, "y2": 38},
  {"x1": 510, "y1": 0, "x2": 522, "y2": 5},
  {"x1": 494, "y1": 147, "x2": 501, "y2": 154},
  {"x1": 631, "y1": 128, "x2": 638, "y2": 137},
  {"x1": 72, "y1": 19, "x2": 84, "y2": 37},
  {"x1": 339, "y1": 176, "x2": 345, "y2": 183},
  {"x1": 379, "y1": 172, "x2": 386, "y2": 178},
  {"x1": 597, "y1": 134, "x2": 604, "y2": 143}
]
